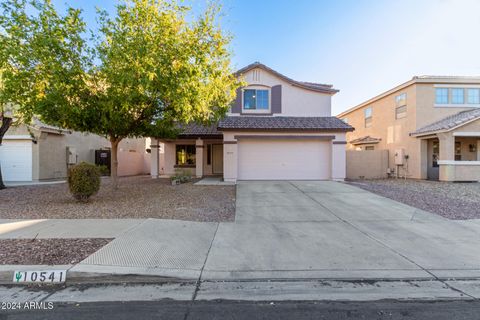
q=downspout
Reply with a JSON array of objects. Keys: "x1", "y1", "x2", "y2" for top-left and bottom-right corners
[{"x1": 156, "y1": 138, "x2": 160, "y2": 178}]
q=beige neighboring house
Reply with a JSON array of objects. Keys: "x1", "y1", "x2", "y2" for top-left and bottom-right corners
[
  {"x1": 150, "y1": 62, "x2": 353, "y2": 182},
  {"x1": 0, "y1": 120, "x2": 150, "y2": 182},
  {"x1": 338, "y1": 76, "x2": 480, "y2": 182}
]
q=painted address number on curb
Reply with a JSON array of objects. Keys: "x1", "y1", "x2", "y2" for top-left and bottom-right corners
[{"x1": 13, "y1": 270, "x2": 66, "y2": 283}]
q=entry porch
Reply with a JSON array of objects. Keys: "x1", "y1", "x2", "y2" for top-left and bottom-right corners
[
  {"x1": 421, "y1": 134, "x2": 480, "y2": 181},
  {"x1": 149, "y1": 124, "x2": 224, "y2": 179},
  {"x1": 412, "y1": 109, "x2": 480, "y2": 182}
]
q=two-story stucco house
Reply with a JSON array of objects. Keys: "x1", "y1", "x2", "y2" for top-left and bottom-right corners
[
  {"x1": 338, "y1": 76, "x2": 480, "y2": 182},
  {"x1": 150, "y1": 62, "x2": 353, "y2": 182}
]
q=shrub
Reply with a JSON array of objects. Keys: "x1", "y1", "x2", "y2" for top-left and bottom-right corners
[
  {"x1": 68, "y1": 162, "x2": 101, "y2": 202},
  {"x1": 96, "y1": 164, "x2": 110, "y2": 176},
  {"x1": 170, "y1": 169, "x2": 192, "y2": 184}
]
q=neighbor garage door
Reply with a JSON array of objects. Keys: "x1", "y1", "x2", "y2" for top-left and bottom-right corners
[
  {"x1": 237, "y1": 139, "x2": 331, "y2": 180},
  {"x1": 0, "y1": 140, "x2": 33, "y2": 181}
]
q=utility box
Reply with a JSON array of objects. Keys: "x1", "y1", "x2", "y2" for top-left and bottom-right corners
[
  {"x1": 394, "y1": 148, "x2": 405, "y2": 165},
  {"x1": 95, "y1": 149, "x2": 111, "y2": 174},
  {"x1": 66, "y1": 147, "x2": 77, "y2": 165}
]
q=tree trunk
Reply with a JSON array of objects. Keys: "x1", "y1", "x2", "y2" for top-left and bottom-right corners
[
  {"x1": 0, "y1": 117, "x2": 13, "y2": 190},
  {"x1": 110, "y1": 137, "x2": 122, "y2": 190}
]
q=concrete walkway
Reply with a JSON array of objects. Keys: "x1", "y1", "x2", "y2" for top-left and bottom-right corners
[
  {"x1": 0, "y1": 219, "x2": 144, "y2": 239},
  {"x1": 2, "y1": 181, "x2": 480, "y2": 283}
]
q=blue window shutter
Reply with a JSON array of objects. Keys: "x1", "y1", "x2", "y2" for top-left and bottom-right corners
[
  {"x1": 231, "y1": 88, "x2": 242, "y2": 113},
  {"x1": 271, "y1": 85, "x2": 282, "y2": 114}
]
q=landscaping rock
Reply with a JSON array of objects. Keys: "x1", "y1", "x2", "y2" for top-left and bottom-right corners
[
  {"x1": 0, "y1": 176, "x2": 235, "y2": 221},
  {"x1": 348, "y1": 179, "x2": 480, "y2": 220}
]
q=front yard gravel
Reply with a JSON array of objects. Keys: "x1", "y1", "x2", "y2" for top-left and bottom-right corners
[
  {"x1": 0, "y1": 238, "x2": 112, "y2": 265},
  {"x1": 347, "y1": 179, "x2": 480, "y2": 220},
  {"x1": 0, "y1": 176, "x2": 235, "y2": 221}
]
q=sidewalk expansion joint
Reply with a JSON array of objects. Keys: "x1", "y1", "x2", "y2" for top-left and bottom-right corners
[{"x1": 183, "y1": 222, "x2": 220, "y2": 320}]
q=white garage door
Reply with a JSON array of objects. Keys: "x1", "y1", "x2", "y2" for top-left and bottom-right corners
[
  {"x1": 238, "y1": 139, "x2": 331, "y2": 180},
  {"x1": 0, "y1": 140, "x2": 33, "y2": 181}
]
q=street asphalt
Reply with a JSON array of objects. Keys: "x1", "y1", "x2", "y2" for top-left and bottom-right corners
[{"x1": 3, "y1": 300, "x2": 480, "y2": 320}]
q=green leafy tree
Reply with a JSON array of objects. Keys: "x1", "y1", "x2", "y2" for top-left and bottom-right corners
[
  {"x1": 0, "y1": 0, "x2": 89, "y2": 188},
  {"x1": 0, "y1": 0, "x2": 240, "y2": 189}
]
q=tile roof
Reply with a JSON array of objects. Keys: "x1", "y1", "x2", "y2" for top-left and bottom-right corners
[
  {"x1": 411, "y1": 109, "x2": 480, "y2": 136},
  {"x1": 177, "y1": 123, "x2": 221, "y2": 137},
  {"x1": 29, "y1": 119, "x2": 70, "y2": 134},
  {"x1": 349, "y1": 136, "x2": 381, "y2": 145},
  {"x1": 218, "y1": 116, "x2": 354, "y2": 131},
  {"x1": 235, "y1": 62, "x2": 339, "y2": 94}
]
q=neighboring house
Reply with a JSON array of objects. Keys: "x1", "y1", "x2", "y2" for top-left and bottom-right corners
[
  {"x1": 338, "y1": 76, "x2": 480, "y2": 182},
  {"x1": 0, "y1": 120, "x2": 150, "y2": 182},
  {"x1": 150, "y1": 62, "x2": 353, "y2": 182}
]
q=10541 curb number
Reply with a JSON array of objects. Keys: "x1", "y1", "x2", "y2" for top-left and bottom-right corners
[{"x1": 13, "y1": 270, "x2": 66, "y2": 283}]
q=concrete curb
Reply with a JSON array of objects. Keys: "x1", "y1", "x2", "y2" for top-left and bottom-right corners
[
  {"x1": 3, "y1": 264, "x2": 480, "y2": 287},
  {"x1": 0, "y1": 265, "x2": 191, "y2": 285}
]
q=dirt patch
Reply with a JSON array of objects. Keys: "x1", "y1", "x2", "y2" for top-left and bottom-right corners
[
  {"x1": 0, "y1": 176, "x2": 235, "y2": 221},
  {"x1": 0, "y1": 238, "x2": 112, "y2": 265},
  {"x1": 348, "y1": 179, "x2": 480, "y2": 220}
]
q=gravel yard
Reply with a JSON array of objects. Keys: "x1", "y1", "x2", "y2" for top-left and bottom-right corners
[
  {"x1": 348, "y1": 179, "x2": 480, "y2": 220},
  {"x1": 0, "y1": 238, "x2": 112, "y2": 265},
  {"x1": 0, "y1": 176, "x2": 235, "y2": 221}
]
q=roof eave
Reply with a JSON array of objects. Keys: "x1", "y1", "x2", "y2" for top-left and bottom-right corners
[
  {"x1": 235, "y1": 62, "x2": 339, "y2": 95},
  {"x1": 351, "y1": 140, "x2": 381, "y2": 145},
  {"x1": 176, "y1": 134, "x2": 223, "y2": 139},
  {"x1": 410, "y1": 114, "x2": 480, "y2": 137},
  {"x1": 337, "y1": 78, "x2": 418, "y2": 118},
  {"x1": 217, "y1": 127, "x2": 354, "y2": 132}
]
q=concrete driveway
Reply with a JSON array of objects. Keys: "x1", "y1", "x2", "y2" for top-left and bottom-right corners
[
  {"x1": 203, "y1": 181, "x2": 480, "y2": 280},
  {"x1": 69, "y1": 180, "x2": 480, "y2": 281}
]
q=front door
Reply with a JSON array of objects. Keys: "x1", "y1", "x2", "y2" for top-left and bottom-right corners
[
  {"x1": 212, "y1": 144, "x2": 223, "y2": 174},
  {"x1": 427, "y1": 139, "x2": 439, "y2": 180}
]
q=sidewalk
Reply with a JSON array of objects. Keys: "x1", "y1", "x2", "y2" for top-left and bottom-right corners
[{"x1": 0, "y1": 219, "x2": 144, "y2": 239}]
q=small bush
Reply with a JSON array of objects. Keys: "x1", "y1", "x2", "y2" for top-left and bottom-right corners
[
  {"x1": 170, "y1": 169, "x2": 192, "y2": 184},
  {"x1": 68, "y1": 162, "x2": 101, "y2": 202},
  {"x1": 96, "y1": 164, "x2": 110, "y2": 176}
]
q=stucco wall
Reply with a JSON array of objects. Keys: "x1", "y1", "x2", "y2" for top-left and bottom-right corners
[
  {"x1": 439, "y1": 162, "x2": 480, "y2": 181},
  {"x1": 346, "y1": 150, "x2": 389, "y2": 179},
  {"x1": 341, "y1": 83, "x2": 421, "y2": 178},
  {"x1": 231, "y1": 67, "x2": 332, "y2": 117},
  {"x1": 38, "y1": 132, "x2": 67, "y2": 179}
]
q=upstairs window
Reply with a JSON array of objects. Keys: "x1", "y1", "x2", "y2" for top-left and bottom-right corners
[
  {"x1": 364, "y1": 107, "x2": 372, "y2": 128},
  {"x1": 435, "y1": 88, "x2": 449, "y2": 104},
  {"x1": 243, "y1": 89, "x2": 269, "y2": 110},
  {"x1": 395, "y1": 93, "x2": 407, "y2": 119},
  {"x1": 467, "y1": 88, "x2": 480, "y2": 104},
  {"x1": 451, "y1": 88, "x2": 464, "y2": 104},
  {"x1": 395, "y1": 93, "x2": 407, "y2": 107}
]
